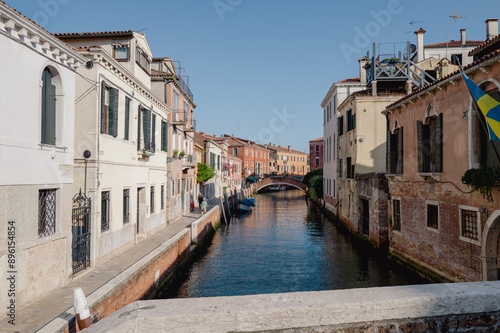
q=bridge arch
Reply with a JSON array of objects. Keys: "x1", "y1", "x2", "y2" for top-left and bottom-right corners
[{"x1": 255, "y1": 177, "x2": 306, "y2": 192}]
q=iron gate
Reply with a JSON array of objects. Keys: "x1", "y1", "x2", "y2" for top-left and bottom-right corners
[{"x1": 72, "y1": 189, "x2": 91, "y2": 275}]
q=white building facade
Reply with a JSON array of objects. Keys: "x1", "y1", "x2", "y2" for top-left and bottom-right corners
[
  {"x1": 321, "y1": 74, "x2": 364, "y2": 213},
  {"x1": 0, "y1": 2, "x2": 86, "y2": 315}
]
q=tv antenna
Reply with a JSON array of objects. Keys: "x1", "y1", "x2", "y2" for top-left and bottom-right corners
[
  {"x1": 406, "y1": 19, "x2": 423, "y2": 45},
  {"x1": 446, "y1": 11, "x2": 467, "y2": 58}
]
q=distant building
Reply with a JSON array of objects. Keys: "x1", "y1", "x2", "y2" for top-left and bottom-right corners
[
  {"x1": 267, "y1": 145, "x2": 308, "y2": 176},
  {"x1": 222, "y1": 135, "x2": 270, "y2": 179},
  {"x1": 309, "y1": 137, "x2": 324, "y2": 171},
  {"x1": 0, "y1": 2, "x2": 86, "y2": 315}
]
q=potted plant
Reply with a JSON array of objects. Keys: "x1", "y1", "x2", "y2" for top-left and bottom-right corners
[
  {"x1": 179, "y1": 151, "x2": 186, "y2": 158},
  {"x1": 173, "y1": 149, "x2": 179, "y2": 158}
]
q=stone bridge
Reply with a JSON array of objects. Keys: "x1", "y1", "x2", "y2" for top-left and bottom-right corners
[{"x1": 256, "y1": 177, "x2": 306, "y2": 192}]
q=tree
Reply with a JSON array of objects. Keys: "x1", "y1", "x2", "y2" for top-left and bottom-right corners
[
  {"x1": 303, "y1": 168, "x2": 323, "y2": 201},
  {"x1": 197, "y1": 163, "x2": 215, "y2": 183}
]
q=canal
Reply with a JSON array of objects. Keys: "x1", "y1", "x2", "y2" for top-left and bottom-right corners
[{"x1": 157, "y1": 190, "x2": 427, "y2": 299}]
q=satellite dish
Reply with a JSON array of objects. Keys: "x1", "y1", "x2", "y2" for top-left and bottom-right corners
[
  {"x1": 410, "y1": 44, "x2": 417, "y2": 54},
  {"x1": 85, "y1": 61, "x2": 94, "y2": 70}
]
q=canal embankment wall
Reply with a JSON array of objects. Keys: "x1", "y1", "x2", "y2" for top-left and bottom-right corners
[
  {"x1": 39, "y1": 206, "x2": 221, "y2": 333},
  {"x1": 84, "y1": 281, "x2": 500, "y2": 332}
]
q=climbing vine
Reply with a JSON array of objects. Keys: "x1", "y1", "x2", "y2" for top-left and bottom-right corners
[{"x1": 461, "y1": 167, "x2": 500, "y2": 202}]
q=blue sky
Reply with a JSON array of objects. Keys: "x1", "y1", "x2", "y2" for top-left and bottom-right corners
[{"x1": 7, "y1": 0, "x2": 500, "y2": 152}]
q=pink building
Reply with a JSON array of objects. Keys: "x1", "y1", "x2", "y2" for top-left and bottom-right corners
[{"x1": 309, "y1": 137, "x2": 323, "y2": 171}]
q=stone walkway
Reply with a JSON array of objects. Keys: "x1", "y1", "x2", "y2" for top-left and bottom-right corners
[{"x1": 0, "y1": 201, "x2": 218, "y2": 333}]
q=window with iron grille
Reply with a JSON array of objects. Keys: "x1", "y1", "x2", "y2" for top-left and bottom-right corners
[
  {"x1": 101, "y1": 191, "x2": 110, "y2": 231},
  {"x1": 161, "y1": 185, "x2": 165, "y2": 210},
  {"x1": 427, "y1": 203, "x2": 439, "y2": 229},
  {"x1": 123, "y1": 189, "x2": 130, "y2": 224},
  {"x1": 461, "y1": 208, "x2": 478, "y2": 240},
  {"x1": 150, "y1": 186, "x2": 155, "y2": 214},
  {"x1": 38, "y1": 189, "x2": 56, "y2": 237},
  {"x1": 392, "y1": 199, "x2": 401, "y2": 232}
]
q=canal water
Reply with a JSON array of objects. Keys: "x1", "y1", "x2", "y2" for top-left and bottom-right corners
[{"x1": 157, "y1": 190, "x2": 427, "y2": 299}]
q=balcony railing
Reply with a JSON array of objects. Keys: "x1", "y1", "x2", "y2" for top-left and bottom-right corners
[
  {"x1": 182, "y1": 154, "x2": 197, "y2": 168},
  {"x1": 138, "y1": 140, "x2": 155, "y2": 155},
  {"x1": 172, "y1": 109, "x2": 187, "y2": 125}
]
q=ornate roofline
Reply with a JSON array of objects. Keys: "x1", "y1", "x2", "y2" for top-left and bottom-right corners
[{"x1": 0, "y1": 2, "x2": 86, "y2": 71}]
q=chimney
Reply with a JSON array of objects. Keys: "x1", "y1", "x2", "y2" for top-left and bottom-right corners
[
  {"x1": 288, "y1": 146, "x2": 291, "y2": 152},
  {"x1": 486, "y1": 18, "x2": 499, "y2": 40},
  {"x1": 358, "y1": 56, "x2": 367, "y2": 85},
  {"x1": 200, "y1": 131, "x2": 205, "y2": 135},
  {"x1": 414, "y1": 28, "x2": 426, "y2": 63},
  {"x1": 460, "y1": 29, "x2": 466, "y2": 46}
]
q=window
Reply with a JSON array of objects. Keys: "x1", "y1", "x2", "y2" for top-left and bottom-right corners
[
  {"x1": 388, "y1": 128, "x2": 403, "y2": 174},
  {"x1": 101, "y1": 82, "x2": 119, "y2": 137},
  {"x1": 251, "y1": 149, "x2": 254, "y2": 157},
  {"x1": 460, "y1": 206, "x2": 479, "y2": 242},
  {"x1": 233, "y1": 148, "x2": 238, "y2": 156},
  {"x1": 333, "y1": 95, "x2": 337, "y2": 114},
  {"x1": 451, "y1": 54, "x2": 462, "y2": 66},
  {"x1": 218, "y1": 155, "x2": 220, "y2": 170},
  {"x1": 245, "y1": 148, "x2": 248, "y2": 156},
  {"x1": 316, "y1": 145, "x2": 319, "y2": 152},
  {"x1": 417, "y1": 114, "x2": 442, "y2": 173},
  {"x1": 101, "y1": 191, "x2": 110, "y2": 231},
  {"x1": 38, "y1": 189, "x2": 56, "y2": 237},
  {"x1": 136, "y1": 47, "x2": 151, "y2": 73},
  {"x1": 114, "y1": 44, "x2": 129, "y2": 61},
  {"x1": 347, "y1": 157, "x2": 354, "y2": 179},
  {"x1": 315, "y1": 157, "x2": 320, "y2": 166},
  {"x1": 161, "y1": 185, "x2": 165, "y2": 210},
  {"x1": 41, "y1": 68, "x2": 56, "y2": 145},
  {"x1": 124, "y1": 97, "x2": 130, "y2": 140},
  {"x1": 140, "y1": 108, "x2": 154, "y2": 152},
  {"x1": 338, "y1": 116, "x2": 344, "y2": 136},
  {"x1": 392, "y1": 199, "x2": 401, "y2": 232},
  {"x1": 123, "y1": 189, "x2": 130, "y2": 224},
  {"x1": 338, "y1": 159, "x2": 343, "y2": 178},
  {"x1": 151, "y1": 114, "x2": 156, "y2": 148},
  {"x1": 161, "y1": 121, "x2": 168, "y2": 152},
  {"x1": 426, "y1": 203, "x2": 439, "y2": 229},
  {"x1": 150, "y1": 186, "x2": 155, "y2": 214}
]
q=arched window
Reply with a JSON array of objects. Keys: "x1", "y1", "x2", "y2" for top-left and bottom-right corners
[
  {"x1": 41, "y1": 68, "x2": 56, "y2": 145},
  {"x1": 477, "y1": 82, "x2": 500, "y2": 168}
]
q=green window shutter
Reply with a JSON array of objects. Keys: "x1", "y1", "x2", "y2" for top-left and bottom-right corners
[
  {"x1": 436, "y1": 113, "x2": 443, "y2": 172},
  {"x1": 151, "y1": 114, "x2": 156, "y2": 146},
  {"x1": 143, "y1": 109, "x2": 151, "y2": 143},
  {"x1": 101, "y1": 81, "x2": 106, "y2": 134},
  {"x1": 386, "y1": 130, "x2": 391, "y2": 173},
  {"x1": 162, "y1": 121, "x2": 168, "y2": 152},
  {"x1": 108, "y1": 88, "x2": 119, "y2": 137},
  {"x1": 352, "y1": 113, "x2": 356, "y2": 130},
  {"x1": 41, "y1": 69, "x2": 56, "y2": 145},
  {"x1": 137, "y1": 105, "x2": 142, "y2": 150},
  {"x1": 417, "y1": 121, "x2": 423, "y2": 172},
  {"x1": 397, "y1": 127, "x2": 404, "y2": 174},
  {"x1": 124, "y1": 97, "x2": 130, "y2": 140}
]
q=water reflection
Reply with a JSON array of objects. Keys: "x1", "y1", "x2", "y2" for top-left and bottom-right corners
[{"x1": 159, "y1": 190, "x2": 426, "y2": 299}]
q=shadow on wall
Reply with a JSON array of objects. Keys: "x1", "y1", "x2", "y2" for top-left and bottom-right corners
[{"x1": 354, "y1": 141, "x2": 386, "y2": 174}]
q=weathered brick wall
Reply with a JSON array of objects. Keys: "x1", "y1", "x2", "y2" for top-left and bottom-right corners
[
  {"x1": 197, "y1": 207, "x2": 219, "y2": 243},
  {"x1": 389, "y1": 181, "x2": 483, "y2": 282}
]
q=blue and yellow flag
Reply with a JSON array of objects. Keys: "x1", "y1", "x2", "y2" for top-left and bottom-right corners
[{"x1": 461, "y1": 71, "x2": 500, "y2": 141}]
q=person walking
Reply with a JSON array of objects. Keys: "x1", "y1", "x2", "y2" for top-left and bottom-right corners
[
  {"x1": 198, "y1": 192, "x2": 203, "y2": 210},
  {"x1": 201, "y1": 198, "x2": 207, "y2": 215}
]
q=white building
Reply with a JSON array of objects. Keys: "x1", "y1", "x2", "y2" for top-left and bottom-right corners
[
  {"x1": 195, "y1": 133, "x2": 223, "y2": 200},
  {"x1": 320, "y1": 64, "x2": 365, "y2": 213},
  {"x1": 56, "y1": 31, "x2": 171, "y2": 266},
  {"x1": 0, "y1": 2, "x2": 86, "y2": 315},
  {"x1": 151, "y1": 58, "x2": 197, "y2": 221}
]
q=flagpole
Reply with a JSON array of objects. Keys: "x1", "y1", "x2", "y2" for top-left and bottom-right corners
[{"x1": 458, "y1": 61, "x2": 500, "y2": 166}]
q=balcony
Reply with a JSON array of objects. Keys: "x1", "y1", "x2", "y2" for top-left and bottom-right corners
[
  {"x1": 182, "y1": 154, "x2": 197, "y2": 168},
  {"x1": 185, "y1": 118, "x2": 196, "y2": 132},
  {"x1": 171, "y1": 109, "x2": 187, "y2": 126},
  {"x1": 138, "y1": 140, "x2": 155, "y2": 158}
]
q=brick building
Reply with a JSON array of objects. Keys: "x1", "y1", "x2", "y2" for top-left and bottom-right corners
[
  {"x1": 383, "y1": 19, "x2": 500, "y2": 282},
  {"x1": 222, "y1": 135, "x2": 270, "y2": 179},
  {"x1": 309, "y1": 137, "x2": 324, "y2": 171}
]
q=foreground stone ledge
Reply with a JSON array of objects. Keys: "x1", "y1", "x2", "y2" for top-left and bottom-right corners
[{"x1": 84, "y1": 281, "x2": 500, "y2": 332}]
